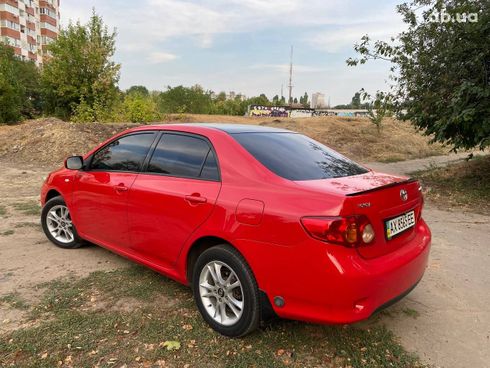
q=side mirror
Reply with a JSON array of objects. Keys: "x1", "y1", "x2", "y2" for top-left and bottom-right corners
[{"x1": 65, "y1": 156, "x2": 84, "y2": 170}]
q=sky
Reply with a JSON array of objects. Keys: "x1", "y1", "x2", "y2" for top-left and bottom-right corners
[{"x1": 60, "y1": 0, "x2": 406, "y2": 106}]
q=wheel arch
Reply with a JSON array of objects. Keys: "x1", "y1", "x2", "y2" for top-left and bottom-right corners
[
  {"x1": 45, "y1": 189, "x2": 62, "y2": 203},
  {"x1": 185, "y1": 235, "x2": 235, "y2": 285},
  {"x1": 185, "y1": 235, "x2": 277, "y2": 322}
]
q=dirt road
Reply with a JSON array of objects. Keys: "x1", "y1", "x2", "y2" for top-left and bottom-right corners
[
  {"x1": 366, "y1": 151, "x2": 488, "y2": 176},
  {"x1": 0, "y1": 158, "x2": 489, "y2": 368}
]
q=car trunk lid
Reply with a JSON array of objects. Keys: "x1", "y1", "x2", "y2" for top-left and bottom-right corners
[{"x1": 295, "y1": 171, "x2": 423, "y2": 259}]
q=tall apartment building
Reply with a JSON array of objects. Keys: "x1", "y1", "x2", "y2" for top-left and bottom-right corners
[
  {"x1": 311, "y1": 92, "x2": 326, "y2": 109},
  {"x1": 0, "y1": 0, "x2": 60, "y2": 65}
]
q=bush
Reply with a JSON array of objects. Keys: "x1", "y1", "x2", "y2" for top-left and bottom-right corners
[
  {"x1": 122, "y1": 94, "x2": 159, "y2": 123},
  {"x1": 71, "y1": 98, "x2": 95, "y2": 123}
]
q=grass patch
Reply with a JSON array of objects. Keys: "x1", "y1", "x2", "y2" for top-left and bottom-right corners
[
  {"x1": 412, "y1": 156, "x2": 490, "y2": 215},
  {"x1": 0, "y1": 205, "x2": 6, "y2": 217},
  {"x1": 402, "y1": 308, "x2": 420, "y2": 319},
  {"x1": 0, "y1": 292, "x2": 29, "y2": 310},
  {"x1": 0, "y1": 265, "x2": 425, "y2": 368},
  {"x1": 12, "y1": 200, "x2": 41, "y2": 216},
  {"x1": 1, "y1": 229, "x2": 14, "y2": 236},
  {"x1": 14, "y1": 222, "x2": 40, "y2": 229}
]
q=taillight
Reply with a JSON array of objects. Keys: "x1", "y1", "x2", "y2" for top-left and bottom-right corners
[
  {"x1": 417, "y1": 182, "x2": 424, "y2": 221},
  {"x1": 417, "y1": 195, "x2": 424, "y2": 221},
  {"x1": 301, "y1": 215, "x2": 375, "y2": 248}
]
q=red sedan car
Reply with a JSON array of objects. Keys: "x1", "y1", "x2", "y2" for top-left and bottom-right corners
[{"x1": 40, "y1": 124, "x2": 431, "y2": 337}]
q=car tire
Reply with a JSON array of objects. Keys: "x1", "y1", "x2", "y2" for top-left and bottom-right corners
[
  {"x1": 41, "y1": 196, "x2": 83, "y2": 249},
  {"x1": 192, "y1": 244, "x2": 260, "y2": 337}
]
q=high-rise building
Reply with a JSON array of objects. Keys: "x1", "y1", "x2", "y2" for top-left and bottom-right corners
[
  {"x1": 311, "y1": 92, "x2": 326, "y2": 109},
  {"x1": 0, "y1": 0, "x2": 60, "y2": 65}
]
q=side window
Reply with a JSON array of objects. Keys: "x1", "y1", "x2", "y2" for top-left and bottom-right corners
[
  {"x1": 147, "y1": 133, "x2": 219, "y2": 180},
  {"x1": 200, "y1": 150, "x2": 219, "y2": 181},
  {"x1": 90, "y1": 133, "x2": 155, "y2": 172}
]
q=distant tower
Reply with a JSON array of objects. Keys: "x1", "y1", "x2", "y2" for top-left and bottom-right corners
[
  {"x1": 288, "y1": 45, "x2": 293, "y2": 105},
  {"x1": 280, "y1": 84, "x2": 284, "y2": 100}
]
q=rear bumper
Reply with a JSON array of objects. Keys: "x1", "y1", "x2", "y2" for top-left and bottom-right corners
[
  {"x1": 240, "y1": 219, "x2": 431, "y2": 325},
  {"x1": 372, "y1": 277, "x2": 421, "y2": 315}
]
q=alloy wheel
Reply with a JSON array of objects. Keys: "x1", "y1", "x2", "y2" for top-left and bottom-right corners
[
  {"x1": 199, "y1": 260, "x2": 244, "y2": 326},
  {"x1": 46, "y1": 204, "x2": 74, "y2": 244}
]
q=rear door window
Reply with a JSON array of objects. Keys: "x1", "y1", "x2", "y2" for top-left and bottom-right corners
[
  {"x1": 147, "y1": 133, "x2": 219, "y2": 180},
  {"x1": 90, "y1": 133, "x2": 156, "y2": 172},
  {"x1": 232, "y1": 132, "x2": 368, "y2": 180},
  {"x1": 200, "y1": 150, "x2": 220, "y2": 181}
]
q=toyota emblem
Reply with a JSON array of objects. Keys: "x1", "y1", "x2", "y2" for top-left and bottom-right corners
[{"x1": 400, "y1": 189, "x2": 408, "y2": 201}]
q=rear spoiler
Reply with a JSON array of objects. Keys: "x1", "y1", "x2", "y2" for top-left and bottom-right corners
[{"x1": 345, "y1": 178, "x2": 417, "y2": 197}]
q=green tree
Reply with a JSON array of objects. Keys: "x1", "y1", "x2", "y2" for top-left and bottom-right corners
[
  {"x1": 126, "y1": 85, "x2": 149, "y2": 97},
  {"x1": 300, "y1": 92, "x2": 309, "y2": 107},
  {"x1": 361, "y1": 90, "x2": 392, "y2": 133},
  {"x1": 0, "y1": 43, "x2": 41, "y2": 124},
  {"x1": 246, "y1": 94, "x2": 270, "y2": 107},
  {"x1": 0, "y1": 44, "x2": 23, "y2": 124},
  {"x1": 17, "y1": 59, "x2": 42, "y2": 118},
  {"x1": 347, "y1": 0, "x2": 490, "y2": 150},
  {"x1": 42, "y1": 10, "x2": 120, "y2": 120},
  {"x1": 216, "y1": 91, "x2": 227, "y2": 102},
  {"x1": 272, "y1": 94, "x2": 279, "y2": 105},
  {"x1": 350, "y1": 92, "x2": 361, "y2": 109},
  {"x1": 259, "y1": 93, "x2": 270, "y2": 104},
  {"x1": 157, "y1": 85, "x2": 213, "y2": 114}
]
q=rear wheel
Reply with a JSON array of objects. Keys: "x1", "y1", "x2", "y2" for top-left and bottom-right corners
[
  {"x1": 41, "y1": 196, "x2": 83, "y2": 249},
  {"x1": 192, "y1": 244, "x2": 260, "y2": 337}
]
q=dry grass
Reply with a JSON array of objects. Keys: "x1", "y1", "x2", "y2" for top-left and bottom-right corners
[
  {"x1": 181, "y1": 114, "x2": 446, "y2": 163},
  {"x1": 0, "y1": 115, "x2": 446, "y2": 168},
  {"x1": 412, "y1": 156, "x2": 490, "y2": 215}
]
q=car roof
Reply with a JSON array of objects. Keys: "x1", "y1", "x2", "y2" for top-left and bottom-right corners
[{"x1": 143, "y1": 123, "x2": 293, "y2": 134}]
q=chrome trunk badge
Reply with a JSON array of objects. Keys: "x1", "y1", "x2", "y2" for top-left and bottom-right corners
[{"x1": 400, "y1": 189, "x2": 408, "y2": 201}]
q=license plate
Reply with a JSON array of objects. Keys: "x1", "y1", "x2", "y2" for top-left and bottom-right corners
[{"x1": 385, "y1": 210, "x2": 415, "y2": 240}]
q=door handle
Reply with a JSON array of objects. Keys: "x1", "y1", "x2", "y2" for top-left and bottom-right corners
[
  {"x1": 115, "y1": 185, "x2": 128, "y2": 193},
  {"x1": 185, "y1": 194, "x2": 207, "y2": 204}
]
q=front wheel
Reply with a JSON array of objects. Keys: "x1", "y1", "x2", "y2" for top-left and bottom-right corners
[
  {"x1": 192, "y1": 244, "x2": 260, "y2": 337},
  {"x1": 41, "y1": 196, "x2": 83, "y2": 249}
]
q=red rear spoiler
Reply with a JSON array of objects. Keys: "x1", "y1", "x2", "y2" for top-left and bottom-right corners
[{"x1": 345, "y1": 178, "x2": 417, "y2": 197}]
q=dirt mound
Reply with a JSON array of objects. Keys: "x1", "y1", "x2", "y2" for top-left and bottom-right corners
[
  {"x1": 0, "y1": 115, "x2": 446, "y2": 168},
  {"x1": 0, "y1": 118, "x2": 137, "y2": 168}
]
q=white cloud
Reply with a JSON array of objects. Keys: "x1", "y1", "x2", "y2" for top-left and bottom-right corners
[
  {"x1": 309, "y1": 18, "x2": 405, "y2": 52},
  {"x1": 120, "y1": 0, "x2": 235, "y2": 51},
  {"x1": 60, "y1": 0, "x2": 403, "y2": 53},
  {"x1": 147, "y1": 51, "x2": 178, "y2": 64},
  {"x1": 250, "y1": 64, "x2": 331, "y2": 73}
]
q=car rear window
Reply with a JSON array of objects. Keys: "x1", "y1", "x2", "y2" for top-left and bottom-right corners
[{"x1": 232, "y1": 132, "x2": 368, "y2": 180}]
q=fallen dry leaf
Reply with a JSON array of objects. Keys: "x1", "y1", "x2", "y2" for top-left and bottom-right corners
[{"x1": 160, "y1": 340, "x2": 181, "y2": 351}]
